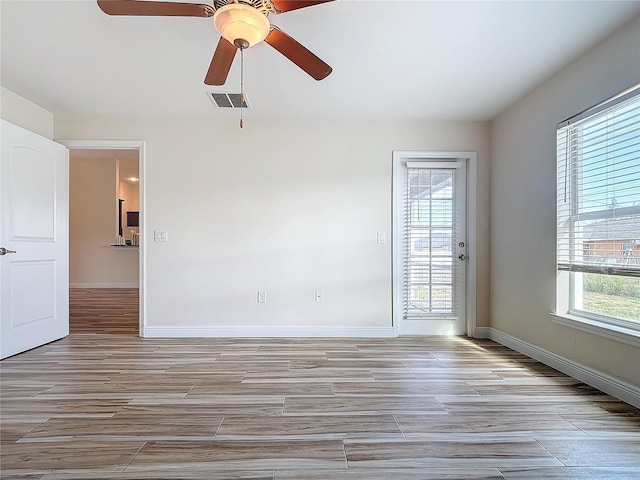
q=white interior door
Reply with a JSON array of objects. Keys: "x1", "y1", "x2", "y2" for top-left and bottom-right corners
[
  {"x1": 1, "y1": 120, "x2": 69, "y2": 359},
  {"x1": 393, "y1": 154, "x2": 468, "y2": 335}
]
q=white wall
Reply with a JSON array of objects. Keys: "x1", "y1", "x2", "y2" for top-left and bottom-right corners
[
  {"x1": 490, "y1": 17, "x2": 640, "y2": 386},
  {"x1": 56, "y1": 117, "x2": 490, "y2": 335},
  {"x1": 70, "y1": 156, "x2": 139, "y2": 287},
  {"x1": 0, "y1": 87, "x2": 54, "y2": 139}
]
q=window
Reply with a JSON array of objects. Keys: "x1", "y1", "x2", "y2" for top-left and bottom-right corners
[
  {"x1": 556, "y1": 85, "x2": 640, "y2": 333},
  {"x1": 404, "y1": 166, "x2": 457, "y2": 317}
]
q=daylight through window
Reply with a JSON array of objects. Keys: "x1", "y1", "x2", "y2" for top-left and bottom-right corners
[{"x1": 556, "y1": 85, "x2": 640, "y2": 326}]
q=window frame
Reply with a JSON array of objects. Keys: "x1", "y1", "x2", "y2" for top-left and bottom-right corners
[
  {"x1": 553, "y1": 85, "x2": 640, "y2": 346},
  {"x1": 403, "y1": 161, "x2": 462, "y2": 320}
]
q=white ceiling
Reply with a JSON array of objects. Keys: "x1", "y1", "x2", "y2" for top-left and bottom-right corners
[{"x1": 2, "y1": 0, "x2": 639, "y2": 121}]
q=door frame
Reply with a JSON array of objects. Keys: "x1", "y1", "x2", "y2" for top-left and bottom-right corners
[
  {"x1": 59, "y1": 139, "x2": 147, "y2": 337},
  {"x1": 392, "y1": 151, "x2": 477, "y2": 337}
]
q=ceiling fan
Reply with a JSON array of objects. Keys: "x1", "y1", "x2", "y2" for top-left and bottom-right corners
[{"x1": 97, "y1": 0, "x2": 334, "y2": 86}]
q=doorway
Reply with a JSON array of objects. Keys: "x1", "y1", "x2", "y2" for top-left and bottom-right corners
[
  {"x1": 60, "y1": 140, "x2": 145, "y2": 336},
  {"x1": 393, "y1": 151, "x2": 477, "y2": 336}
]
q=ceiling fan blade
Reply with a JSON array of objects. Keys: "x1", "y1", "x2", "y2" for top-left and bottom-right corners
[
  {"x1": 205, "y1": 37, "x2": 237, "y2": 85},
  {"x1": 270, "y1": 0, "x2": 334, "y2": 13},
  {"x1": 97, "y1": 0, "x2": 214, "y2": 17},
  {"x1": 265, "y1": 27, "x2": 331, "y2": 81}
]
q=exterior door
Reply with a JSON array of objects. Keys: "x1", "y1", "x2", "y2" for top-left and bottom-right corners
[
  {"x1": 1, "y1": 120, "x2": 69, "y2": 359},
  {"x1": 393, "y1": 153, "x2": 468, "y2": 335}
]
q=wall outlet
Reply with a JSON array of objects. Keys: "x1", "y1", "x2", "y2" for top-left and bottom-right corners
[
  {"x1": 257, "y1": 291, "x2": 266, "y2": 303},
  {"x1": 315, "y1": 290, "x2": 324, "y2": 302}
]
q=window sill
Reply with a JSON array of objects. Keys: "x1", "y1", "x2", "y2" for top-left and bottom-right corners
[{"x1": 550, "y1": 312, "x2": 640, "y2": 347}]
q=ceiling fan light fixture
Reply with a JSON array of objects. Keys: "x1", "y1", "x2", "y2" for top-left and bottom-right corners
[{"x1": 213, "y1": 3, "x2": 270, "y2": 48}]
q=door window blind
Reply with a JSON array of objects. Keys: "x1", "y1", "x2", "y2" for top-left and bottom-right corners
[
  {"x1": 557, "y1": 87, "x2": 640, "y2": 278},
  {"x1": 404, "y1": 166, "x2": 457, "y2": 318}
]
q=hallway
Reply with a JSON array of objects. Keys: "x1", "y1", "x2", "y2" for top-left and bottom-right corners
[{"x1": 70, "y1": 288, "x2": 138, "y2": 335}]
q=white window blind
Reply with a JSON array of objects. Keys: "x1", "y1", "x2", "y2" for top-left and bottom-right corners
[
  {"x1": 404, "y1": 166, "x2": 457, "y2": 318},
  {"x1": 557, "y1": 86, "x2": 640, "y2": 278}
]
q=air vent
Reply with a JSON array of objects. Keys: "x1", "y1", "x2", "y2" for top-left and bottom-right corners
[{"x1": 207, "y1": 92, "x2": 249, "y2": 109}]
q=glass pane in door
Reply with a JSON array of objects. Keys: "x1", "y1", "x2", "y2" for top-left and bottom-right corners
[{"x1": 405, "y1": 168, "x2": 456, "y2": 317}]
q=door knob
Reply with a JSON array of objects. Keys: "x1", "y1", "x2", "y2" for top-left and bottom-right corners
[{"x1": 0, "y1": 247, "x2": 17, "y2": 256}]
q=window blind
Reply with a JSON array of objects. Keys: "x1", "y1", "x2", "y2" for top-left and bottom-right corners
[
  {"x1": 557, "y1": 86, "x2": 640, "y2": 278},
  {"x1": 404, "y1": 166, "x2": 457, "y2": 318}
]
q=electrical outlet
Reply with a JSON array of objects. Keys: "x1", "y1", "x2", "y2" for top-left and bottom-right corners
[
  {"x1": 257, "y1": 291, "x2": 266, "y2": 303},
  {"x1": 315, "y1": 290, "x2": 324, "y2": 302}
]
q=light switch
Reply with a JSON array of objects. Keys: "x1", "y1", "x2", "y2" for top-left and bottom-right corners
[
  {"x1": 154, "y1": 230, "x2": 168, "y2": 242},
  {"x1": 377, "y1": 232, "x2": 386, "y2": 244}
]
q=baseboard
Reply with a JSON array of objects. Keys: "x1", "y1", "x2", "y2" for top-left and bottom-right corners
[
  {"x1": 474, "y1": 326, "x2": 491, "y2": 338},
  {"x1": 70, "y1": 283, "x2": 139, "y2": 288},
  {"x1": 144, "y1": 326, "x2": 395, "y2": 338},
  {"x1": 483, "y1": 327, "x2": 640, "y2": 409}
]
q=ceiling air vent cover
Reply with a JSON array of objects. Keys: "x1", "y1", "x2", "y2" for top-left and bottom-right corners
[{"x1": 207, "y1": 92, "x2": 249, "y2": 109}]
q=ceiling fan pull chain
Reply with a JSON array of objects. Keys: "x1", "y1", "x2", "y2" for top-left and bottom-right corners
[{"x1": 239, "y1": 47, "x2": 244, "y2": 128}]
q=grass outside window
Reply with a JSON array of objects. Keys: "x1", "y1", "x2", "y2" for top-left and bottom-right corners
[{"x1": 580, "y1": 273, "x2": 640, "y2": 323}]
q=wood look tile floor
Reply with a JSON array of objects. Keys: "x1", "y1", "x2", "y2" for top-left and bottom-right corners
[{"x1": 1, "y1": 289, "x2": 639, "y2": 479}]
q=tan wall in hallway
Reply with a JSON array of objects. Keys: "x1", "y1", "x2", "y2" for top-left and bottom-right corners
[{"x1": 70, "y1": 156, "x2": 139, "y2": 287}]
